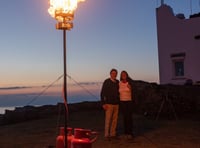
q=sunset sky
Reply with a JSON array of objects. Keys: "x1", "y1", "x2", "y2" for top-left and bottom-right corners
[{"x1": 1, "y1": 0, "x2": 200, "y2": 88}]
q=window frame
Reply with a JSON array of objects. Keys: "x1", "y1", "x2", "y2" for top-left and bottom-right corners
[{"x1": 170, "y1": 52, "x2": 186, "y2": 79}]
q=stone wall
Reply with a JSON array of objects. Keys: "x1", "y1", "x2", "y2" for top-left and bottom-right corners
[{"x1": 132, "y1": 80, "x2": 200, "y2": 119}]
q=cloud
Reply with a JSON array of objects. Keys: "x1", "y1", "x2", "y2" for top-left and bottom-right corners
[
  {"x1": 0, "y1": 86, "x2": 32, "y2": 90},
  {"x1": 70, "y1": 82, "x2": 102, "y2": 86},
  {"x1": 0, "y1": 82, "x2": 102, "y2": 91},
  {"x1": 0, "y1": 84, "x2": 61, "y2": 90}
]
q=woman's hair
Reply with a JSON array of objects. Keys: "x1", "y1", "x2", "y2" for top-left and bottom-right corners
[{"x1": 120, "y1": 70, "x2": 133, "y2": 82}]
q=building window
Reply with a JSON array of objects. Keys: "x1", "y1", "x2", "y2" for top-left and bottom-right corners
[
  {"x1": 174, "y1": 61, "x2": 184, "y2": 77},
  {"x1": 171, "y1": 52, "x2": 185, "y2": 78}
]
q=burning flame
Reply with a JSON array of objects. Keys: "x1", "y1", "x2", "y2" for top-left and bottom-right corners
[{"x1": 48, "y1": 0, "x2": 84, "y2": 21}]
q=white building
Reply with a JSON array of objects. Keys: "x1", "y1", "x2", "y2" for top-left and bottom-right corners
[{"x1": 156, "y1": 4, "x2": 200, "y2": 85}]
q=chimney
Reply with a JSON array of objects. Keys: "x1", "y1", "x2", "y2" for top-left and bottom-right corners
[{"x1": 161, "y1": 0, "x2": 164, "y2": 5}]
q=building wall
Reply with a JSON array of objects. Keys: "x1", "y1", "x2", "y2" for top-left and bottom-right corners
[{"x1": 156, "y1": 5, "x2": 200, "y2": 84}]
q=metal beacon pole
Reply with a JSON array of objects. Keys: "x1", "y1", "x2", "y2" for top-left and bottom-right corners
[{"x1": 47, "y1": 0, "x2": 84, "y2": 148}]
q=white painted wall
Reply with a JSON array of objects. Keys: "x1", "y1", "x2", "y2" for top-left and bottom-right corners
[{"x1": 156, "y1": 5, "x2": 200, "y2": 84}]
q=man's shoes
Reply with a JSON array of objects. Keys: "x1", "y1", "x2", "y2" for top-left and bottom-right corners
[
  {"x1": 104, "y1": 136, "x2": 111, "y2": 141},
  {"x1": 105, "y1": 135, "x2": 120, "y2": 141},
  {"x1": 110, "y1": 136, "x2": 120, "y2": 140},
  {"x1": 126, "y1": 134, "x2": 134, "y2": 140}
]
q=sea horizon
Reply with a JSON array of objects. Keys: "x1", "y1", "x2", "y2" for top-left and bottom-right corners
[
  {"x1": 0, "y1": 94, "x2": 100, "y2": 114},
  {"x1": 0, "y1": 83, "x2": 101, "y2": 114}
]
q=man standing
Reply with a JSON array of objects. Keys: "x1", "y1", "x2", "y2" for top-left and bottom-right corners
[{"x1": 100, "y1": 68, "x2": 120, "y2": 140}]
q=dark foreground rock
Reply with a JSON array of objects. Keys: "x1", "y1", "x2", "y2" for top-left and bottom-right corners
[
  {"x1": 0, "y1": 101, "x2": 102, "y2": 125},
  {"x1": 1, "y1": 81, "x2": 200, "y2": 125}
]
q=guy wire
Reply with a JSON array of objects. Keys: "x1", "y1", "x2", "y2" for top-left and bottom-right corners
[{"x1": 25, "y1": 75, "x2": 63, "y2": 106}]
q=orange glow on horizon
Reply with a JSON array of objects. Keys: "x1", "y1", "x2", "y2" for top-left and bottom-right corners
[
  {"x1": 0, "y1": 85, "x2": 62, "y2": 96},
  {"x1": 0, "y1": 83, "x2": 101, "y2": 96}
]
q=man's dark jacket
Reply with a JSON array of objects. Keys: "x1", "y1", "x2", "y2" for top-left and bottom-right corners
[{"x1": 100, "y1": 78, "x2": 120, "y2": 105}]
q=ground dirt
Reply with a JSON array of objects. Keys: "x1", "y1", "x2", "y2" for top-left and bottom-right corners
[{"x1": 0, "y1": 110, "x2": 199, "y2": 148}]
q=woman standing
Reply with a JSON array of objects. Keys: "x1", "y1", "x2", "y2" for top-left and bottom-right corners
[{"x1": 119, "y1": 70, "x2": 134, "y2": 139}]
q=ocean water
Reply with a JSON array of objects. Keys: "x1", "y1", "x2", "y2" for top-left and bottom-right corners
[
  {"x1": 0, "y1": 107, "x2": 16, "y2": 114},
  {"x1": 0, "y1": 94, "x2": 100, "y2": 114},
  {"x1": 0, "y1": 83, "x2": 102, "y2": 114}
]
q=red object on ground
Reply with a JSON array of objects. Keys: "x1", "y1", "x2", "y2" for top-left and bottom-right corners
[
  {"x1": 56, "y1": 127, "x2": 98, "y2": 148},
  {"x1": 56, "y1": 127, "x2": 73, "y2": 148}
]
